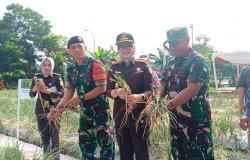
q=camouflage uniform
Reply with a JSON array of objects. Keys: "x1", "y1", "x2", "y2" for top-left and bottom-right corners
[
  {"x1": 161, "y1": 48, "x2": 214, "y2": 160},
  {"x1": 238, "y1": 65, "x2": 250, "y2": 116},
  {"x1": 66, "y1": 56, "x2": 115, "y2": 160}
]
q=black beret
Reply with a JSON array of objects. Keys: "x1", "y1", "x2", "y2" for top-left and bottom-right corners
[{"x1": 67, "y1": 36, "x2": 84, "y2": 49}]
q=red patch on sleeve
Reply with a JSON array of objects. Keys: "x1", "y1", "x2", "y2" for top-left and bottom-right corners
[{"x1": 92, "y1": 60, "x2": 107, "y2": 82}]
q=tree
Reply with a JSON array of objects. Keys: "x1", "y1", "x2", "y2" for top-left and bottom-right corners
[
  {"x1": 214, "y1": 61, "x2": 237, "y2": 87},
  {"x1": 193, "y1": 34, "x2": 237, "y2": 87},
  {"x1": 89, "y1": 46, "x2": 118, "y2": 71},
  {"x1": 193, "y1": 34, "x2": 214, "y2": 64},
  {"x1": 0, "y1": 3, "x2": 66, "y2": 87},
  {"x1": 148, "y1": 48, "x2": 172, "y2": 75}
]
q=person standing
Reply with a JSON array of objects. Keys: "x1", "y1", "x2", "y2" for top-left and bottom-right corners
[
  {"x1": 158, "y1": 27, "x2": 214, "y2": 160},
  {"x1": 29, "y1": 57, "x2": 64, "y2": 160},
  {"x1": 56, "y1": 36, "x2": 115, "y2": 160},
  {"x1": 238, "y1": 65, "x2": 250, "y2": 133},
  {"x1": 107, "y1": 32, "x2": 152, "y2": 160}
]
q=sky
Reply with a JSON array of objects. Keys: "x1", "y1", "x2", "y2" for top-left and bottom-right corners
[{"x1": 1, "y1": 0, "x2": 250, "y2": 55}]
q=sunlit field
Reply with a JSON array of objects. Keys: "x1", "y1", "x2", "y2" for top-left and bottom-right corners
[{"x1": 1, "y1": 90, "x2": 250, "y2": 159}]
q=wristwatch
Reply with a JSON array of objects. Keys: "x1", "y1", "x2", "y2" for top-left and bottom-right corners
[
  {"x1": 141, "y1": 94, "x2": 146, "y2": 102},
  {"x1": 79, "y1": 94, "x2": 85, "y2": 101}
]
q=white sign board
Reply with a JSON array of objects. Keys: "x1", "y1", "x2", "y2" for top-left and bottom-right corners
[
  {"x1": 17, "y1": 79, "x2": 33, "y2": 144},
  {"x1": 18, "y1": 79, "x2": 32, "y2": 99}
]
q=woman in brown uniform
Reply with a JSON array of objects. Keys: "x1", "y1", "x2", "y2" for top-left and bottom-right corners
[
  {"x1": 107, "y1": 32, "x2": 152, "y2": 160},
  {"x1": 29, "y1": 57, "x2": 64, "y2": 160}
]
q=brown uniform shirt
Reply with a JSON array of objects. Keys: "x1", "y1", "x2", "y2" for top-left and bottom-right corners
[
  {"x1": 107, "y1": 59, "x2": 152, "y2": 128},
  {"x1": 29, "y1": 73, "x2": 64, "y2": 114}
]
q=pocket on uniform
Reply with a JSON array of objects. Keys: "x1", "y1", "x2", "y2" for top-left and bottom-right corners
[
  {"x1": 95, "y1": 111, "x2": 108, "y2": 126},
  {"x1": 195, "y1": 131, "x2": 210, "y2": 146}
]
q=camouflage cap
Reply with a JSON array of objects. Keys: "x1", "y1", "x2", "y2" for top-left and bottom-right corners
[
  {"x1": 67, "y1": 36, "x2": 84, "y2": 49},
  {"x1": 165, "y1": 26, "x2": 189, "y2": 44},
  {"x1": 116, "y1": 32, "x2": 134, "y2": 45}
]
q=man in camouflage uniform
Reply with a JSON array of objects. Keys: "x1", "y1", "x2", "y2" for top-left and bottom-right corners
[
  {"x1": 57, "y1": 36, "x2": 115, "y2": 160},
  {"x1": 238, "y1": 65, "x2": 250, "y2": 131},
  {"x1": 158, "y1": 27, "x2": 214, "y2": 160}
]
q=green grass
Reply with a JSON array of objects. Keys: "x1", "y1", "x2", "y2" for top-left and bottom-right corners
[
  {"x1": 210, "y1": 92, "x2": 250, "y2": 160},
  {"x1": 1, "y1": 90, "x2": 250, "y2": 159},
  {"x1": 0, "y1": 146, "x2": 24, "y2": 160},
  {"x1": 0, "y1": 89, "x2": 80, "y2": 158}
]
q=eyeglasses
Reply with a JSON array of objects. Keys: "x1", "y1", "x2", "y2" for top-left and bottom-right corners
[{"x1": 117, "y1": 43, "x2": 133, "y2": 50}]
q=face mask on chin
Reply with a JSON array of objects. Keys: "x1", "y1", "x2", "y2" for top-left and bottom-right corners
[
  {"x1": 118, "y1": 53, "x2": 135, "y2": 67},
  {"x1": 42, "y1": 72, "x2": 53, "y2": 77}
]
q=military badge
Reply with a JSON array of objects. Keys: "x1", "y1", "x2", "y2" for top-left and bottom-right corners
[
  {"x1": 44, "y1": 101, "x2": 50, "y2": 108},
  {"x1": 114, "y1": 71, "x2": 122, "y2": 74},
  {"x1": 136, "y1": 67, "x2": 142, "y2": 73},
  {"x1": 77, "y1": 36, "x2": 82, "y2": 42},
  {"x1": 120, "y1": 33, "x2": 128, "y2": 41}
]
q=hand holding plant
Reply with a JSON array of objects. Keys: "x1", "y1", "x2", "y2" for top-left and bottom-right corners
[{"x1": 239, "y1": 116, "x2": 250, "y2": 130}]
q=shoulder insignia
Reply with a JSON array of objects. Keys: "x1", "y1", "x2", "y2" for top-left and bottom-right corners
[
  {"x1": 148, "y1": 66, "x2": 153, "y2": 74},
  {"x1": 114, "y1": 71, "x2": 122, "y2": 74},
  {"x1": 33, "y1": 73, "x2": 42, "y2": 77},
  {"x1": 59, "y1": 77, "x2": 64, "y2": 87},
  {"x1": 53, "y1": 73, "x2": 61, "y2": 77},
  {"x1": 111, "y1": 60, "x2": 122, "y2": 65},
  {"x1": 93, "y1": 59, "x2": 102, "y2": 65},
  {"x1": 134, "y1": 58, "x2": 149, "y2": 64}
]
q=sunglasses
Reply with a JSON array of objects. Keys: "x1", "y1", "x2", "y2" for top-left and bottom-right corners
[{"x1": 117, "y1": 43, "x2": 133, "y2": 50}]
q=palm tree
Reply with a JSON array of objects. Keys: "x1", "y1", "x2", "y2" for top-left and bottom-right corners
[
  {"x1": 148, "y1": 48, "x2": 172, "y2": 77},
  {"x1": 89, "y1": 46, "x2": 119, "y2": 71}
]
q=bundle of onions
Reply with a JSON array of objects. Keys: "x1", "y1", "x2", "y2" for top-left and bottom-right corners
[
  {"x1": 46, "y1": 107, "x2": 64, "y2": 128},
  {"x1": 46, "y1": 105, "x2": 80, "y2": 128},
  {"x1": 110, "y1": 74, "x2": 132, "y2": 130},
  {"x1": 136, "y1": 96, "x2": 177, "y2": 144}
]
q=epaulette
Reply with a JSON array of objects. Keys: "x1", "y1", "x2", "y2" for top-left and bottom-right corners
[
  {"x1": 34, "y1": 73, "x2": 42, "y2": 76},
  {"x1": 32, "y1": 73, "x2": 42, "y2": 79},
  {"x1": 111, "y1": 60, "x2": 122, "y2": 65},
  {"x1": 134, "y1": 58, "x2": 149, "y2": 64},
  {"x1": 53, "y1": 73, "x2": 61, "y2": 77}
]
